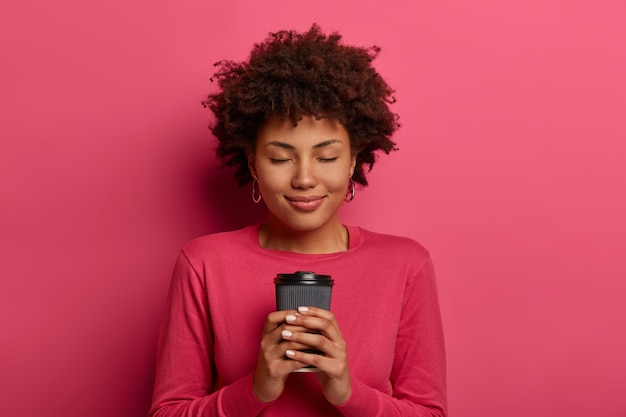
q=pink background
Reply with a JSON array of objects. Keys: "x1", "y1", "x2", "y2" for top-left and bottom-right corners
[{"x1": 1, "y1": 1, "x2": 625, "y2": 416}]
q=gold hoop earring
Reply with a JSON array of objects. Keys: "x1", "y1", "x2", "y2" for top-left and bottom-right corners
[
  {"x1": 251, "y1": 177, "x2": 262, "y2": 203},
  {"x1": 345, "y1": 178, "x2": 355, "y2": 202}
]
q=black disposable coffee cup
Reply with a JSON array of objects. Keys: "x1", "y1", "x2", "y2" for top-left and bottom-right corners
[
  {"x1": 274, "y1": 271, "x2": 334, "y2": 372},
  {"x1": 274, "y1": 271, "x2": 334, "y2": 311}
]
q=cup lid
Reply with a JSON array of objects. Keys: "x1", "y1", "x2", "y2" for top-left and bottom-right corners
[{"x1": 274, "y1": 271, "x2": 333, "y2": 285}]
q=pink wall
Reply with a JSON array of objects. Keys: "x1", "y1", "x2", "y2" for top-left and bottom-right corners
[{"x1": 1, "y1": 1, "x2": 625, "y2": 416}]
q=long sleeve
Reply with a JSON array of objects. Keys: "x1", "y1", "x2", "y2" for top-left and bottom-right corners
[
  {"x1": 335, "y1": 256, "x2": 447, "y2": 417},
  {"x1": 149, "y1": 251, "x2": 268, "y2": 417},
  {"x1": 149, "y1": 226, "x2": 446, "y2": 417}
]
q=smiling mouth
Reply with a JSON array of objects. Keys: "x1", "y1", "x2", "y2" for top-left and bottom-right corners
[{"x1": 286, "y1": 196, "x2": 325, "y2": 211}]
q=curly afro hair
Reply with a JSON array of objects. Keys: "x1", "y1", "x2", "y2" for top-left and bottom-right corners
[{"x1": 202, "y1": 24, "x2": 399, "y2": 187}]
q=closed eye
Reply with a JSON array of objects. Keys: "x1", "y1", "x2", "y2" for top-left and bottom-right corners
[
  {"x1": 269, "y1": 158, "x2": 290, "y2": 164},
  {"x1": 318, "y1": 157, "x2": 338, "y2": 162}
]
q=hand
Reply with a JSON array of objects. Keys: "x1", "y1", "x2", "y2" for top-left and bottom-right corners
[
  {"x1": 253, "y1": 310, "x2": 313, "y2": 402},
  {"x1": 281, "y1": 306, "x2": 352, "y2": 405}
]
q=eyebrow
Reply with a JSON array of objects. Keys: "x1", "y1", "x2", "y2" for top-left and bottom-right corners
[{"x1": 264, "y1": 139, "x2": 343, "y2": 150}]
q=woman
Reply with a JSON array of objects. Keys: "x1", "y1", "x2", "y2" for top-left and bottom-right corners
[{"x1": 150, "y1": 24, "x2": 447, "y2": 417}]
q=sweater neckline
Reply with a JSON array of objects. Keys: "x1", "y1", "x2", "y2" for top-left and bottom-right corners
[{"x1": 244, "y1": 224, "x2": 362, "y2": 261}]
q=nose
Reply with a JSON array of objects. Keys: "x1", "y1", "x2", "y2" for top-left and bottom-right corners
[{"x1": 290, "y1": 160, "x2": 317, "y2": 189}]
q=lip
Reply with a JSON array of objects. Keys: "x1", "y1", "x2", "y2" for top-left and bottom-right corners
[{"x1": 285, "y1": 195, "x2": 326, "y2": 211}]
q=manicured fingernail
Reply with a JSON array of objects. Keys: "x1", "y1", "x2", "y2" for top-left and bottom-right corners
[
  {"x1": 298, "y1": 306, "x2": 309, "y2": 313},
  {"x1": 285, "y1": 350, "x2": 295, "y2": 357},
  {"x1": 281, "y1": 330, "x2": 292, "y2": 338},
  {"x1": 285, "y1": 314, "x2": 297, "y2": 323}
]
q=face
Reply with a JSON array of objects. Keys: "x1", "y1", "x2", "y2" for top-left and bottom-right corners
[{"x1": 250, "y1": 115, "x2": 356, "y2": 235}]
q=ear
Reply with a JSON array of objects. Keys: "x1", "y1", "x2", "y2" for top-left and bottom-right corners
[
  {"x1": 247, "y1": 152, "x2": 257, "y2": 179},
  {"x1": 349, "y1": 154, "x2": 357, "y2": 178}
]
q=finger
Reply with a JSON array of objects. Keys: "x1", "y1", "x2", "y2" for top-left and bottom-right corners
[
  {"x1": 262, "y1": 310, "x2": 298, "y2": 334},
  {"x1": 282, "y1": 324, "x2": 309, "y2": 333},
  {"x1": 282, "y1": 352, "x2": 309, "y2": 372},
  {"x1": 285, "y1": 348, "x2": 328, "y2": 370},
  {"x1": 258, "y1": 339, "x2": 311, "y2": 379},
  {"x1": 281, "y1": 328, "x2": 345, "y2": 361},
  {"x1": 280, "y1": 329, "x2": 317, "y2": 349},
  {"x1": 286, "y1": 343, "x2": 349, "y2": 381},
  {"x1": 288, "y1": 309, "x2": 343, "y2": 341},
  {"x1": 261, "y1": 323, "x2": 314, "y2": 363},
  {"x1": 296, "y1": 307, "x2": 341, "y2": 333},
  {"x1": 269, "y1": 344, "x2": 311, "y2": 372},
  {"x1": 260, "y1": 317, "x2": 301, "y2": 362},
  {"x1": 297, "y1": 306, "x2": 336, "y2": 321}
]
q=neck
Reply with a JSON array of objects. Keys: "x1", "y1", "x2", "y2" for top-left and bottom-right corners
[{"x1": 259, "y1": 217, "x2": 349, "y2": 254}]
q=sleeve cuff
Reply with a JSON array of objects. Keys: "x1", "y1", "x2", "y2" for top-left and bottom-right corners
[
  {"x1": 335, "y1": 376, "x2": 381, "y2": 417},
  {"x1": 220, "y1": 372, "x2": 269, "y2": 416}
]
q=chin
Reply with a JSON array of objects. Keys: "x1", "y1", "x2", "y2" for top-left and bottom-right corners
[
  {"x1": 272, "y1": 215, "x2": 333, "y2": 234},
  {"x1": 284, "y1": 221, "x2": 328, "y2": 233}
]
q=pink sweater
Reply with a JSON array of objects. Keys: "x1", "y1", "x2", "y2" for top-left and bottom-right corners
[{"x1": 150, "y1": 225, "x2": 447, "y2": 417}]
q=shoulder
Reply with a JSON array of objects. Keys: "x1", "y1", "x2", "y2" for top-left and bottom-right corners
[
  {"x1": 180, "y1": 225, "x2": 258, "y2": 260},
  {"x1": 348, "y1": 226, "x2": 432, "y2": 272},
  {"x1": 346, "y1": 227, "x2": 436, "y2": 292},
  {"x1": 352, "y1": 226, "x2": 429, "y2": 257}
]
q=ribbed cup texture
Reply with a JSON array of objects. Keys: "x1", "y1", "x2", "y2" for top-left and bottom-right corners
[{"x1": 275, "y1": 285, "x2": 332, "y2": 311}]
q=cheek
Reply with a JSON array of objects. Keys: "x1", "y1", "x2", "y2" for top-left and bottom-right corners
[
  {"x1": 322, "y1": 172, "x2": 351, "y2": 192},
  {"x1": 256, "y1": 170, "x2": 287, "y2": 193}
]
